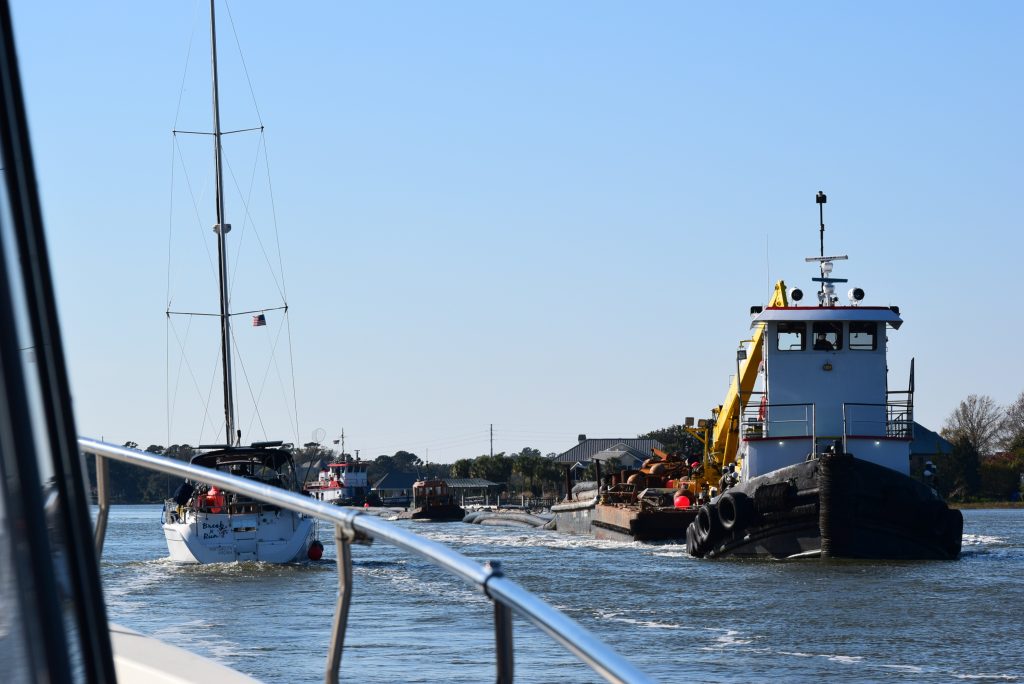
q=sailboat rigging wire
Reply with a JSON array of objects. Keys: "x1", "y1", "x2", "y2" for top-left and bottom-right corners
[
  {"x1": 284, "y1": 306, "x2": 300, "y2": 446},
  {"x1": 171, "y1": 0, "x2": 199, "y2": 131},
  {"x1": 229, "y1": 324, "x2": 271, "y2": 443},
  {"x1": 236, "y1": 312, "x2": 298, "y2": 444},
  {"x1": 261, "y1": 131, "x2": 288, "y2": 303},
  {"x1": 224, "y1": 0, "x2": 264, "y2": 126},
  {"x1": 223, "y1": 133, "x2": 288, "y2": 302},
  {"x1": 267, "y1": 313, "x2": 300, "y2": 444},
  {"x1": 172, "y1": 134, "x2": 217, "y2": 277},
  {"x1": 166, "y1": 314, "x2": 219, "y2": 447}
]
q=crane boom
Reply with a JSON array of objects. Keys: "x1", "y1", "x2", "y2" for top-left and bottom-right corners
[{"x1": 698, "y1": 280, "x2": 789, "y2": 477}]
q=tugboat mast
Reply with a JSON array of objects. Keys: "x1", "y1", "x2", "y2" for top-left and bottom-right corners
[
  {"x1": 817, "y1": 190, "x2": 826, "y2": 259},
  {"x1": 209, "y1": 0, "x2": 236, "y2": 445},
  {"x1": 806, "y1": 190, "x2": 846, "y2": 307}
]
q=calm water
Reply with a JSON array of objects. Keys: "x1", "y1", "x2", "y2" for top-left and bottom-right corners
[{"x1": 99, "y1": 506, "x2": 1023, "y2": 683}]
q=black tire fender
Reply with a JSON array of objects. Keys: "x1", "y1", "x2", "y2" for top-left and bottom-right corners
[{"x1": 718, "y1": 491, "x2": 752, "y2": 533}]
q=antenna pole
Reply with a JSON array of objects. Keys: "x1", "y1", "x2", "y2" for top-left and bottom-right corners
[
  {"x1": 490, "y1": 423, "x2": 493, "y2": 458},
  {"x1": 210, "y1": 0, "x2": 235, "y2": 445},
  {"x1": 816, "y1": 190, "x2": 827, "y2": 258},
  {"x1": 816, "y1": 190, "x2": 827, "y2": 296}
]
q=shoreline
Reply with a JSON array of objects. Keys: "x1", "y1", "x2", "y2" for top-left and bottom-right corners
[{"x1": 950, "y1": 501, "x2": 1024, "y2": 510}]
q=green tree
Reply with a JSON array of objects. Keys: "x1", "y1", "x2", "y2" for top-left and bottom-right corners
[
  {"x1": 934, "y1": 436, "x2": 982, "y2": 501},
  {"x1": 1002, "y1": 391, "x2": 1024, "y2": 452},
  {"x1": 450, "y1": 458, "x2": 473, "y2": 478},
  {"x1": 639, "y1": 425, "x2": 702, "y2": 459},
  {"x1": 470, "y1": 453, "x2": 512, "y2": 485},
  {"x1": 511, "y1": 450, "x2": 543, "y2": 495},
  {"x1": 979, "y1": 451, "x2": 1024, "y2": 499}
]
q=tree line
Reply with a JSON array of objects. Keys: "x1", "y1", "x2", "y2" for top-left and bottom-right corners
[
  {"x1": 84, "y1": 427, "x2": 696, "y2": 503},
  {"x1": 937, "y1": 391, "x2": 1024, "y2": 501},
  {"x1": 85, "y1": 397, "x2": 1023, "y2": 506}
]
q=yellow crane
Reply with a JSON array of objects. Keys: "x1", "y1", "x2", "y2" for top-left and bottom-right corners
[{"x1": 685, "y1": 280, "x2": 789, "y2": 485}]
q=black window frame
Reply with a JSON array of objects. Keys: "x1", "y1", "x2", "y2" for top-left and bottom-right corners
[
  {"x1": 776, "y1": 322, "x2": 806, "y2": 351},
  {"x1": 811, "y1": 321, "x2": 843, "y2": 351},
  {"x1": 849, "y1": 321, "x2": 878, "y2": 351}
]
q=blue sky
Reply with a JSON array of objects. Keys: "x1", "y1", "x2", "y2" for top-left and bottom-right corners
[{"x1": 10, "y1": 1, "x2": 1024, "y2": 461}]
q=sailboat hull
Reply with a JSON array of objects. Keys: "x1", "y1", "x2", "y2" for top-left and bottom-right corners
[{"x1": 162, "y1": 508, "x2": 314, "y2": 564}]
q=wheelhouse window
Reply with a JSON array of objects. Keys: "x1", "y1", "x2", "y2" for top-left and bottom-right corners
[
  {"x1": 777, "y1": 322, "x2": 806, "y2": 351},
  {"x1": 849, "y1": 321, "x2": 878, "y2": 350},
  {"x1": 812, "y1": 322, "x2": 842, "y2": 350}
]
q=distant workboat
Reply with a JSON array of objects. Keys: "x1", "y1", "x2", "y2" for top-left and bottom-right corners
[
  {"x1": 305, "y1": 459, "x2": 377, "y2": 506},
  {"x1": 398, "y1": 478, "x2": 466, "y2": 521},
  {"x1": 685, "y1": 192, "x2": 962, "y2": 560},
  {"x1": 160, "y1": 1, "x2": 314, "y2": 563}
]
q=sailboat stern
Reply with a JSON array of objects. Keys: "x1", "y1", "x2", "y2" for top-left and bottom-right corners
[{"x1": 162, "y1": 507, "x2": 314, "y2": 564}]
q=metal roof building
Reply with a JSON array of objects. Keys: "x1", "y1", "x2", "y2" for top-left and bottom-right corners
[
  {"x1": 372, "y1": 473, "x2": 500, "y2": 492},
  {"x1": 588, "y1": 443, "x2": 654, "y2": 469},
  {"x1": 550, "y1": 436, "x2": 665, "y2": 465}
]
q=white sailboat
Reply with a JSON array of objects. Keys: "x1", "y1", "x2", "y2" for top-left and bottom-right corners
[{"x1": 160, "y1": 0, "x2": 313, "y2": 563}]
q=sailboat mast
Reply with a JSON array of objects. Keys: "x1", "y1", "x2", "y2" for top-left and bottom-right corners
[{"x1": 210, "y1": 0, "x2": 236, "y2": 445}]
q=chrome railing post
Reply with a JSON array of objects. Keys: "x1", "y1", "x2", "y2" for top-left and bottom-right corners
[
  {"x1": 94, "y1": 454, "x2": 110, "y2": 556},
  {"x1": 326, "y1": 523, "x2": 354, "y2": 684},
  {"x1": 485, "y1": 561, "x2": 514, "y2": 684}
]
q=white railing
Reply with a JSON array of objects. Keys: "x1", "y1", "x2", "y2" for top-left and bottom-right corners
[{"x1": 81, "y1": 438, "x2": 653, "y2": 684}]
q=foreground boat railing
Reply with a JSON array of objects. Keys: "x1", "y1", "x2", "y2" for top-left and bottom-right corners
[{"x1": 80, "y1": 438, "x2": 653, "y2": 684}]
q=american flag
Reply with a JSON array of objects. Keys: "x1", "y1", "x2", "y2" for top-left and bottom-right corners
[{"x1": 252, "y1": 313, "x2": 267, "y2": 327}]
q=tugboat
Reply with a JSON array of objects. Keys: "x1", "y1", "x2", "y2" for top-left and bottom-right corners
[
  {"x1": 685, "y1": 192, "x2": 962, "y2": 560},
  {"x1": 398, "y1": 478, "x2": 466, "y2": 521},
  {"x1": 305, "y1": 459, "x2": 377, "y2": 506}
]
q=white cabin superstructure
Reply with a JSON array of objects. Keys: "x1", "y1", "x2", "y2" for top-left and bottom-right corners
[
  {"x1": 306, "y1": 461, "x2": 369, "y2": 503},
  {"x1": 740, "y1": 263, "x2": 913, "y2": 480}
]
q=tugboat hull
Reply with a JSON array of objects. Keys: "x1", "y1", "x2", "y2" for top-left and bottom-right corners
[{"x1": 687, "y1": 453, "x2": 962, "y2": 560}]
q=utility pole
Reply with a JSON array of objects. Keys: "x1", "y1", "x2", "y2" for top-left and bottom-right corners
[{"x1": 490, "y1": 424, "x2": 493, "y2": 458}]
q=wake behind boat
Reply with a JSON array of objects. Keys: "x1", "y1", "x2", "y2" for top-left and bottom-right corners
[
  {"x1": 685, "y1": 192, "x2": 962, "y2": 560},
  {"x1": 159, "y1": 1, "x2": 313, "y2": 563}
]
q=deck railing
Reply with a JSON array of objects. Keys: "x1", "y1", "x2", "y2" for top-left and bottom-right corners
[
  {"x1": 841, "y1": 400, "x2": 914, "y2": 452},
  {"x1": 81, "y1": 437, "x2": 653, "y2": 684}
]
